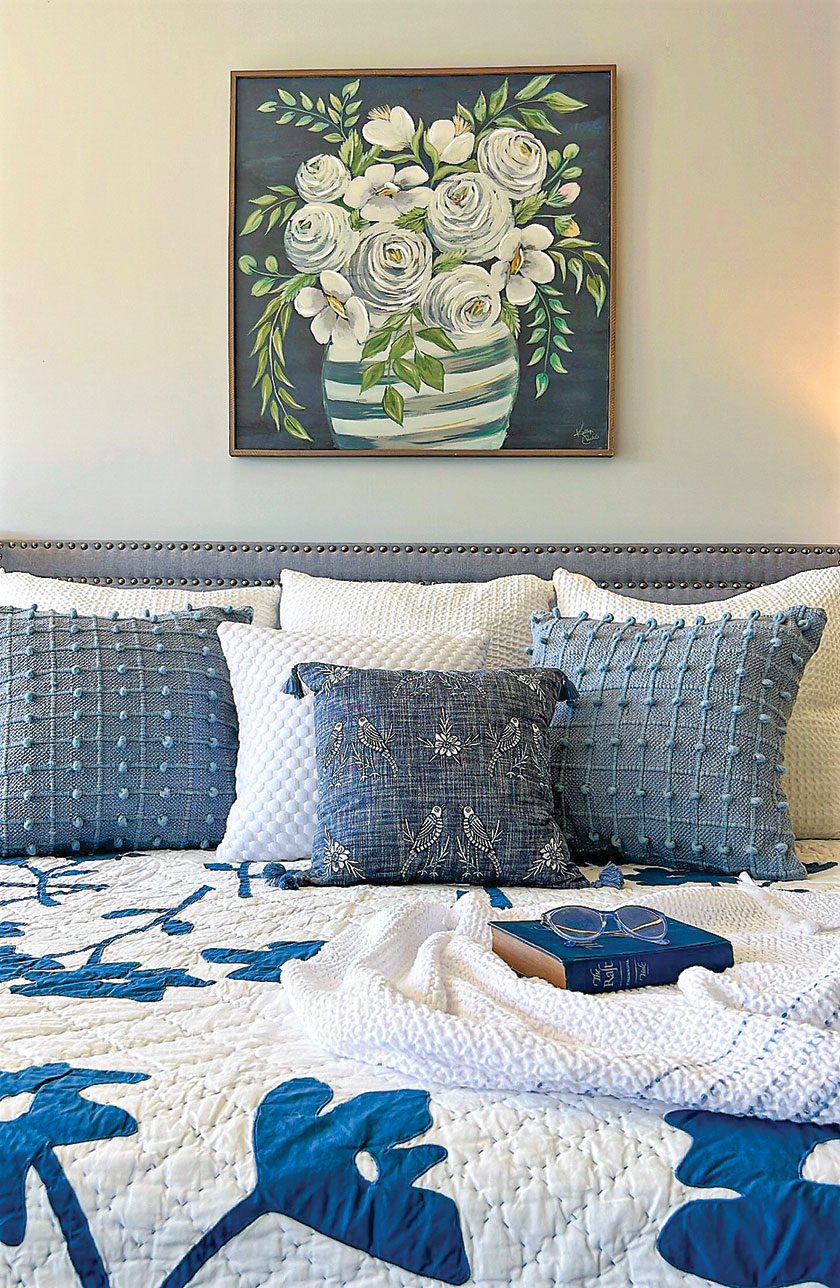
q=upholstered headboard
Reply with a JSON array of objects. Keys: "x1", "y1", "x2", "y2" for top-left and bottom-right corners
[{"x1": 1, "y1": 540, "x2": 838, "y2": 603}]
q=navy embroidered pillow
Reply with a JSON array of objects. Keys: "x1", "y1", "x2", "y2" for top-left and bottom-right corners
[
  {"x1": 0, "y1": 605, "x2": 252, "y2": 856},
  {"x1": 285, "y1": 664, "x2": 586, "y2": 888},
  {"x1": 529, "y1": 607, "x2": 826, "y2": 880}
]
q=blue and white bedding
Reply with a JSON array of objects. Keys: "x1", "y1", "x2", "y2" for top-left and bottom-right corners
[{"x1": 2, "y1": 842, "x2": 840, "y2": 1288}]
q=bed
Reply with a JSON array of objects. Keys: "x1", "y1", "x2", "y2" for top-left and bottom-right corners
[{"x1": 1, "y1": 539, "x2": 839, "y2": 1288}]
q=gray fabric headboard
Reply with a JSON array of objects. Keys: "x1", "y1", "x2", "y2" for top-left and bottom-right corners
[{"x1": 1, "y1": 540, "x2": 838, "y2": 603}]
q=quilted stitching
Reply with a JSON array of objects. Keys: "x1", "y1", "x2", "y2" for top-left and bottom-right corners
[
  {"x1": 216, "y1": 625, "x2": 488, "y2": 865},
  {"x1": 0, "y1": 569, "x2": 281, "y2": 630},
  {"x1": 530, "y1": 608, "x2": 825, "y2": 879},
  {"x1": 553, "y1": 563, "x2": 840, "y2": 838},
  {"x1": 279, "y1": 569, "x2": 554, "y2": 669}
]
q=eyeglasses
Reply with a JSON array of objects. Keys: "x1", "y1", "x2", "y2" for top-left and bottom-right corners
[{"x1": 541, "y1": 904, "x2": 669, "y2": 946}]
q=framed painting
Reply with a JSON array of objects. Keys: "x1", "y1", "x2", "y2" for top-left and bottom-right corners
[{"x1": 229, "y1": 66, "x2": 615, "y2": 456}]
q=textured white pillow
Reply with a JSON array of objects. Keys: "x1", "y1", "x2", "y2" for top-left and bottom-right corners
[
  {"x1": 279, "y1": 569, "x2": 553, "y2": 668},
  {"x1": 553, "y1": 563, "x2": 840, "y2": 839},
  {"x1": 216, "y1": 623, "x2": 489, "y2": 864},
  {"x1": 0, "y1": 569, "x2": 280, "y2": 629}
]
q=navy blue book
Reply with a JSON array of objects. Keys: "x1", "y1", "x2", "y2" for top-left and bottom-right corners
[{"x1": 489, "y1": 916, "x2": 734, "y2": 993}]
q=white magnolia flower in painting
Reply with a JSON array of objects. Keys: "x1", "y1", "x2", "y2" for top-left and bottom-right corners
[
  {"x1": 293, "y1": 271, "x2": 370, "y2": 347},
  {"x1": 362, "y1": 104, "x2": 415, "y2": 151},
  {"x1": 555, "y1": 181, "x2": 581, "y2": 207},
  {"x1": 476, "y1": 127, "x2": 547, "y2": 199},
  {"x1": 283, "y1": 203, "x2": 358, "y2": 274},
  {"x1": 426, "y1": 116, "x2": 475, "y2": 164},
  {"x1": 489, "y1": 223, "x2": 555, "y2": 305},
  {"x1": 294, "y1": 153, "x2": 351, "y2": 204},
  {"x1": 422, "y1": 265, "x2": 501, "y2": 337},
  {"x1": 426, "y1": 173, "x2": 513, "y2": 262},
  {"x1": 348, "y1": 223, "x2": 433, "y2": 312},
  {"x1": 344, "y1": 163, "x2": 432, "y2": 223}
]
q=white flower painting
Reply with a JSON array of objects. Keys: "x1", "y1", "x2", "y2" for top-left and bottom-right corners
[{"x1": 232, "y1": 68, "x2": 614, "y2": 454}]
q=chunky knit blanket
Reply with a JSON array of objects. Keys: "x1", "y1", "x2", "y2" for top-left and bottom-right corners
[{"x1": 283, "y1": 876, "x2": 840, "y2": 1124}]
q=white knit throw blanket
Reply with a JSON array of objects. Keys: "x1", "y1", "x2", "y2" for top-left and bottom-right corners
[{"x1": 282, "y1": 878, "x2": 840, "y2": 1124}]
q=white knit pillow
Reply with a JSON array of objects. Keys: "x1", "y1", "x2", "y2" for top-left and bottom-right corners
[
  {"x1": 552, "y1": 563, "x2": 840, "y2": 839},
  {"x1": 0, "y1": 569, "x2": 280, "y2": 629},
  {"x1": 279, "y1": 569, "x2": 553, "y2": 668},
  {"x1": 216, "y1": 623, "x2": 488, "y2": 864}
]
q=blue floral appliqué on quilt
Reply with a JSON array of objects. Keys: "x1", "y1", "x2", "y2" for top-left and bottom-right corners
[
  {"x1": 202, "y1": 939, "x2": 323, "y2": 981},
  {"x1": 658, "y1": 1109, "x2": 840, "y2": 1287},
  {"x1": 0, "y1": 1063, "x2": 148, "y2": 1288},
  {"x1": 162, "y1": 1077, "x2": 470, "y2": 1286}
]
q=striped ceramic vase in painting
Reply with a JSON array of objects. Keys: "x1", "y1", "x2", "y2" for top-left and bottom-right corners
[{"x1": 321, "y1": 323, "x2": 520, "y2": 451}]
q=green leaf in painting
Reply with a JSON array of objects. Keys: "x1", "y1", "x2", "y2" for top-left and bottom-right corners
[
  {"x1": 562, "y1": 142, "x2": 580, "y2": 160},
  {"x1": 586, "y1": 274, "x2": 607, "y2": 316},
  {"x1": 277, "y1": 89, "x2": 295, "y2": 105},
  {"x1": 533, "y1": 306, "x2": 547, "y2": 325},
  {"x1": 251, "y1": 276, "x2": 275, "y2": 296},
  {"x1": 257, "y1": 101, "x2": 277, "y2": 112},
  {"x1": 488, "y1": 78, "x2": 509, "y2": 116},
  {"x1": 324, "y1": 132, "x2": 343, "y2": 144},
  {"x1": 527, "y1": 347, "x2": 545, "y2": 366},
  {"x1": 518, "y1": 107, "x2": 561, "y2": 135},
  {"x1": 265, "y1": 254, "x2": 279, "y2": 273},
  {"x1": 550, "y1": 250, "x2": 566, "y2": 281},
  {"x1": 382, "y1": 385, "x2": 405, "y2": 424},
  {"x1": 553, "y1": 332, "x2": 573, "y2": 352},
  {"x1": 500, "y1": 298, "x2": 520, "y2": 336},
  {"x1": 269, "y1": 400, "x2": 281, "y2": 431},
  {"x1": 493, "y1": 113, "x2": 523, "y2": 128},
  {"x1": 343, "y1": 78, "x2": 360, "y2": 99},
  {"x1": 390, "y1": 331, "x2": 414, "y2": 360},
  {"x1": 250, "y1": 194, "x2": 279, "y2": 207},
  {"x1": 238, "y1": 254, "x2": 258, "y2": 274},
  {"x1": 284, "y1": 415, "x2": 314, "y2": 441},
  {"x1": 528, "y1": 327, "x2": 547, "y2": 343},
  {"x1": 553, "y1": 315, "x2": 572, "y2": 333},
  {"x1": 393, "y1": 357, "x2": 422, "y2": 392},
  {"x1": 513, "y1": 192, "x2": 547, "y2": 226},
  {"x1": 541, "y1": 90, "x2": 587, "y2": 113},
  {"x1": 252, "y1": 346, "x2": 269, "y2": 385},
  {"x1": 583, "y1": 250, "x2": 610, "y2": 273},
  {"x1": 240, "y1": 209, "x2": 264, "y2": 236},
  {"x1": 394, "y1": 206, "x2": 428, "y2": 233},
  {"x1": 430, "y1": 252, "x2": 465, "y2": 276},
  {"x1": 568, "y1": 256, "x2": 584, "y2": 293},
  {"x1": 277, "y1": 386, "x2": 306, "y2": 409},
  {"x1": 473, "y1": 90, "x2": 487, "y2": 122},
  {"x1": 360, "y1": 361, "x2": 387, "y2": 392},
  {"x1": 515, "y1": 72, "x2": 554, "y2": 101},
  {"x1": 361, "y1": 330, "x2": 391, "y2": 359},
  {"x1": 414, "y1": 350, "x2": 445, "y2": 391},
  {"x1": 535, "y1": 371, "x2": 549, "y2": 399},
  {"x1": 300, "y1": 91, "x2": 313, "y2": 109},
  {"x1": 562, "y1": 165, "x2": 582, "y2": 179},
  {"x1": 547, "y1": 149, "x2": 562, "y2": 170},
  {"x1": 276, "y1": 112, "x2": 294, "y2": 125},
  {"x1": 549, "y1": 352, "x2": 568, "y2": 373},
  {"x1": 416, "y1": 326, "x2": 457, "y2": 352},
  {"x1": 259, "y1": 374, "x2": 272, "y2": 415},
  {"x1": 455, "y1": 102, "x2": 474, "y2": 126}
]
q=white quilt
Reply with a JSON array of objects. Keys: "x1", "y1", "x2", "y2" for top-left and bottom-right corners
[{"x1": 2, "y1": 842, "x2": 840, "y2": 1288}]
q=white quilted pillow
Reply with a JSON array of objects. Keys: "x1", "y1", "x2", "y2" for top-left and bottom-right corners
[
  {"x1": 0, "y1": 569, "x2": 280, "y2": 629},
  {"x1": 279, "y1": 569, "x2": 553, "y2": 668},
  {"x1": 553, "y1": 563, "x2": 840, "y2": 839},
  {"x1": 216, "y1": 623, "x2": 489, "y2": 864}
]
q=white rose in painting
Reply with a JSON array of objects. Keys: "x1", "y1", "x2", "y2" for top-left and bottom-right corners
[
  {"x1": 426, "y1": 116, "x2": 475, "y2": 164},
  {"x1": 348, "y1": 223, "x2": 433, "y2": 312},
  {"x1": 489, "y1": 223, "x2": 555, "y2": 305},
  {"x1": 283, "y1": 203, "x2": 358, "y2": 273},
  {"x1": 476, "y1": 127, "x2": 547, "y2": 199},
  {"x1": 344, "y1": 163, "x2": 432, "y2": 223},
  {"x1": 426, "y1": 173, "x2": 513, "y2": 262},
  {"x1": 294, "y1": 271, "x2": 370, "y2": 347},
  {"x1": 422, "y1": 265, "x2": 501, "y2": 337},
  {"x1": 362, "y1": 104, "x2": 415, "y2": 151},
  {"x1": 294, "y1": 153, "x2": 351, "y2": 203}
]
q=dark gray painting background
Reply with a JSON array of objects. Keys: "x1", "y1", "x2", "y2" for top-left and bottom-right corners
[{"x1": 232, "y1": 70, "x2": 612, "y2": 452}]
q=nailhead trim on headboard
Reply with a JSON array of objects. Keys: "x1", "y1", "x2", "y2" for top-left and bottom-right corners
[{"x1": 0, "y1": 541, "x2": 837, "y2": 603}]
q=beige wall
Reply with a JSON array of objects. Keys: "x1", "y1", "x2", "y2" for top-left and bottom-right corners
[{"x1": 1, "y1": 0, "x2": 838, "y2": 543}]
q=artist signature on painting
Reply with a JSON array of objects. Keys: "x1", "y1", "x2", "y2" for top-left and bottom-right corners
[{"x1": 572, "y1": 425, "x2": 599, "y2": 445}]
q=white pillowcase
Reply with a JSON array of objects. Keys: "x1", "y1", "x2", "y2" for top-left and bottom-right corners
[
  {"x1": 0, "y1": 569, "x2": 280, "y2": 629},
  {"x1": 553, "y1": 562, "x2": 840, "y2": 839},
  {"x1": 216, "y1": 623, "x2": 489, "y2": 864},
  {"x1": 279, "y1": 569, "x2": 553, "y2": 668}
]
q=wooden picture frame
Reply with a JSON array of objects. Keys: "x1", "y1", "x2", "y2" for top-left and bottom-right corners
[{"x1": 229, "y1": 66, "x2": 615, "y2": 457}]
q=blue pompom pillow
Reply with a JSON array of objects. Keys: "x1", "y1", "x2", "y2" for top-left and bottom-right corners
[
  {"x1": 529, "y1": 607, "x2": 826, "y2": 880},
  {"x1": 0, "y1": 605, "x2": 252, "y2": 856},
  {"x1": 285, "y1": 663, "x2": 586, "y2": 888}
]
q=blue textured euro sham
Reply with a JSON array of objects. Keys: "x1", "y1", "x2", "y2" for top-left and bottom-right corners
[
  {"x1": 285, "y1": 664, "x2": 586, "y2": 888},
  {"x1": 529, "y1": 607, "x2": 826, "y2": 880},
  {"x1": 0, "y1": 606, "x2": 252, "y2": 857}
]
